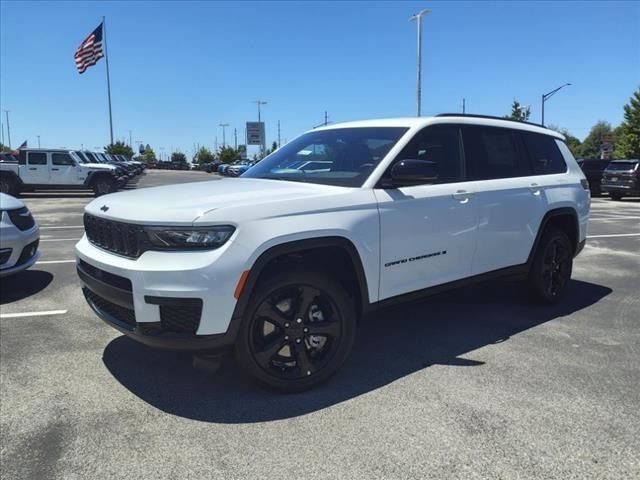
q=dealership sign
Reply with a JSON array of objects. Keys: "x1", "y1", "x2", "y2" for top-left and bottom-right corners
[{"x1": 246, "y1": 122, "x2": 265, "y2": 146}]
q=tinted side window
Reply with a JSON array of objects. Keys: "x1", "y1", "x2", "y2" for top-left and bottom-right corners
[
  {"x1": 522, "y1": 133, "x2": 567, "y2": 175},
  {"x1": 52, "y1": 153, "x2": 75, "y2": 166},
  {"x1": 462, "y1": 126, "x2": 527, "y2": 180},
  {"x1": 27, "y1": 152, "x2": 47, "y2": 165},
  {"x1": 391, "y1": 125, "x2": 463, "y2": 184}
]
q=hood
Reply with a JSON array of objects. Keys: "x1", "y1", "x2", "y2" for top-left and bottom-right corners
[
  {"x1": 0, "y1": 192, "x2": 25, "y2": 210},
  {"x1": 84, "y1": 177, "x2": 346, "y2": 224},
  {"x1": 84, "y1": 163, "x2": 115, "y2": 170}
]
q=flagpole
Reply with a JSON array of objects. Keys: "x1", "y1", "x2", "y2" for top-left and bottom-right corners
[{"x1": 102, "y1": 16, "x2": 114, "y2": 145}]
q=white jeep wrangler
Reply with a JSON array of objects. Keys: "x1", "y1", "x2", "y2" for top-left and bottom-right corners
[{"x1": 76, "y1": 114, "x2": 590, "y2": 391}]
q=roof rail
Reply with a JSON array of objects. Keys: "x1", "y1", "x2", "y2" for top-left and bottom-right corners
[{"x1": 436, "y1": 113, "x2": 546, "y2": 129}]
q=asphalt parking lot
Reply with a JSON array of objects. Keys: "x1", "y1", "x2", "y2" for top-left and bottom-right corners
[{"x1": 1, "y1": 170, "x2": 639, "y2": 480}]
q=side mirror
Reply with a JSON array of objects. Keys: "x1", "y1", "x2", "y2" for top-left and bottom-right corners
[{"x1": 390, "y1": 159, "x2": 439, "y2": 187}]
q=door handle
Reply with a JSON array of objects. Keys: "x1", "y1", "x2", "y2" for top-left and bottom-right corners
[
  {"x1": 529, "y1": 183, "x2": 542, "y2": 195},
  {"x1": 29, "y1": 167, "x2": 37, "y2": 170},
  {"x1": 452, "y1": 190, "x2": 474, "y2": 202},
  {"x1": 51, "y1": 168, "x2": 60, "y2": 171}
]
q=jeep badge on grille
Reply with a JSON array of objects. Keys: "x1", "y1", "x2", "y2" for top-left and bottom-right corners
[{"x1": 100, "y1": 205, "x2": 109, "y2": 212}]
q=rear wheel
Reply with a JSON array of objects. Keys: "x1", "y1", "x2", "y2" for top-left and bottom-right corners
[
  {"x1": 92, "y1": 176, "x2": 115, "y2": 196},
  {"x1": 0, "y1": 176, "x2": 19, "y2": 196},
  {"x1": 528, "y1": 228, "x2": 573, "y2": 304},
  {"x1": 610, "y1": 192, "x2": 623, "y2": 201},
  {"x1": 235, "y1": 268, "x2": 356, "y2": 392}
]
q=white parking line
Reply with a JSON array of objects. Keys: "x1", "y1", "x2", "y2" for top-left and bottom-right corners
[
  {"x1": 39, "y1": 226, "x2": 84, "y2": 230},
  {"x1": 36, "y1": 260, "x2": 76, "y2": 264},
  {"x1": 40, "y1": 238, "x2": 82, "y2": 242},
  {"x1": 0, "y1": 310, "x2": 68, "y2": 319},
  {"x1": 587, "y1": 233, "x2": 640, "y2": 238},
  {"x1": 589, "y1": 216, "x2": 640, "y2": 221}
]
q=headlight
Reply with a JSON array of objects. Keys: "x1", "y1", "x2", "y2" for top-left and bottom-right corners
[{"x1": 144, "y1": 226, "x2": 235, "y2": 250}]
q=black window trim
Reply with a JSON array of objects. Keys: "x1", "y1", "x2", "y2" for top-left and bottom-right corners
[
  {"x1": 377, "y1": 123, "x2": 468, "y2": 188},
  {"x1": 27, "y1": 151, "x2": 48, "y2": 166},
  {"x1": 52, "y1": 152, "x2": 76, "y2": 166},
  {"x1": 521, "y1": 131, "x2": 569, "y2": 176}
]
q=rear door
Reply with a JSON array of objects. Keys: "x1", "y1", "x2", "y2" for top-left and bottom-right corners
[
  {"x1": 23, "y1": 151, "x2": 49, "y2": 184},
  {"x1": 463, "y1": 126, "x2": 548, "y2": 274},
  {"x1": 375, "y1": 124, "x2": 479, "y2": 299}
]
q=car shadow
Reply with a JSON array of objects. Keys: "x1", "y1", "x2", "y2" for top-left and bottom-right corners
[
  {"x1": 18, "y1": 192, "x2": 95, "y2": 199},
  {"x1": 0, "y1": 270, "x2": 54, "y2": 304},
  {"x1": 102, "y1": 279, "x2": 611, "y2": 424}
]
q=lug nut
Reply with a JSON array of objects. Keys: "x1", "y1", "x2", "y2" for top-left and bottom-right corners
[
  {"x1": 296, "y1": 318, "x2": 302, "y2": 324},
  {"x1": 303, "y1": 327, "x2": 309, "y2": 333},
  {"x1": 306, "y1": 371, "x2": 311, "y2": 376},
  {"x1": 295, "y1": 338, "x2": 301, "y2": 344},
  {"x1": 284, "y1": 323, "x2": 290, "y2": 328},
  {"x1": 284, "y1": 336, "x2": 289, "y2": 340}
]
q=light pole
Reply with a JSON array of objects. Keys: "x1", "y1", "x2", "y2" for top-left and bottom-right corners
[
  {"x1": 219, "y1": 123, "x2": 229, "y2": 148},
  {"x1": 541, "y1": 83, "x2": 571, "y2": 126},
  {"x1": 128, "y1": 130, "x2": 132, "y2": 147},
  {"x1": 410, "y1": 8, "x2": 430, "y2": 117},
  {"x1": 37, "y1": 135, "x2": 41, "y2": 148},
  {"x1": 234, "y1": 128, "x2": 238, "y2": 150},
  {"x1": 3, "y1": 110, "x2": 11, "y2": 148},
  {"x1": 253, "y1": 100, "x2": 267, "y2": 155}
]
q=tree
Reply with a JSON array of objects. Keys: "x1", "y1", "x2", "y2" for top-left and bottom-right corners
[
  {"x1": 218, "y1": 146, "x2": 239, "y2": 164},
  {"x1": 506, "y1": 99, "x2": 531, "y2": 122},
  {"x1": 171, "y1": 151, "x2": 187, "y2": 163},
  {"x1": 194, "y1": 147, "x2": 214, "y2": 164},
  {"x1": 616, "y1": 88, "x2": 640, "y2": 159},
  {"x1": 105, "y1": 141, "x2": 134, "y2": 159},
  {"x1": 142, "y1": 146, "x2": 156, "y2": 163},
  {"x1": 580, "y1": 121, "x2": 616, "y2": 159},
  {"x1": 0, "y1": 143, "x2": 12, "y2": 153},
  {"x1": 548, "y1": 125, "x2": 582, "y2": 158}
]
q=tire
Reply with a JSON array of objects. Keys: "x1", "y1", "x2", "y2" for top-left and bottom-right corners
[
  {"x1": 610, "y1": 192, "x2": 623, "y2": 201},
  {"x1": 92, "y1": 176, "x2": 115, "y2": 196},
  {"x1": 528, "y1": 227, "x2": 573, "y2": 305},
  {"x1": 0, "y1": 176, "x2": 19, "y2": 196},
  {"x1": 590, "y1": 183, "x2": 601, "y2": 197},
  {"x1": 235, "y1": 267, "x2": 357, "y2": 392}
]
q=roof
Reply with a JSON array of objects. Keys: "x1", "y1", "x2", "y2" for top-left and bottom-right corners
[{"x1": 311, "y1": 114, "x2": 565, "y2": 140}]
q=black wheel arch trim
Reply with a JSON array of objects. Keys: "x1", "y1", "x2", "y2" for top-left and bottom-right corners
[
  {"x1": 526, "y1": 207, "x2": 581, "y2": 263},
  {"x1": 230, "y1": 236, "x2": 370, "y2": 326}
]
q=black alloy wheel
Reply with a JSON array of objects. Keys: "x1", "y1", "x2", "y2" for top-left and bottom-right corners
[
  {"x1": 236, "y1": 269, "x2": 356, "y2": 391},
  {"x1": 529, "y1": 228, "x2": 573, "y2": 304}
]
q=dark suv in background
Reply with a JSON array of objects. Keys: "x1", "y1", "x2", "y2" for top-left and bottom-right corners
[
  {"x1": 601, "y1": 159, "x2": 640, "y2": 200},
  {"x1": 577, "y1": 158, "x2": 610, "y2": 196}
]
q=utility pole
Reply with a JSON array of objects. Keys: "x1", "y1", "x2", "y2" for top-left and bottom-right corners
[
  {"x1": 3, "y1": 110, "x2": 11, "y2": 148},
  {"x1": 277, "y1": 120, "x2": 281, "y2": 147},
  {"x1": 37, "y1": 135, "x2": 41, "y2": 148},
  {"x1": 410, "y1": 8, "x2": 430, "y2": 117},
  {"x1": 462, "y1": 98, "x2": 466, "y2": 114},
  {"x1": 253, "y1": 100, "x2": 267, "y2": 156},
  {"x1": 234, "y1": 128, "x2": 238, "y2": 150},
  {"x1": 1, "y1": 121, "x2": 4, "y2": 145},
  {"x1": 541, "y1": 83, "x2": 571, "y2": 126},
  {"x1": 324, "y1": 111, "x2": 328, "y2": 126},
  {"x1": 128, "y1": 130, "x2": 132, "y2": 147},
  {"x1": 219, "y1": 123, "x2": 229, "y2": 148}
]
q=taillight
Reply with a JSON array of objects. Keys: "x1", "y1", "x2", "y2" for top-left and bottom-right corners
[{"x1": 580, "y1": 179, "x2": 589, "y2": 190}]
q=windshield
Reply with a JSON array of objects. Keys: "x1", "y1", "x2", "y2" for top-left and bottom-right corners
[
  {"x1": 69, "y1": 151, "x2": 85, "y2": 163},
  {"x1": 606, "y1": 161, "x2": 639, "y2": 172},
  {"x1": 242, "y1": 127, "x2": 408, "y2": 187}
]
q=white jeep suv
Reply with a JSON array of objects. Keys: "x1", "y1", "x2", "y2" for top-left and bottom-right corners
[
  {"x1": 76, "y1": 114, "x2": 590, "y2": 391},
  {"x1": 0, "y1": 193, "x2": 40, "y2": 277}
]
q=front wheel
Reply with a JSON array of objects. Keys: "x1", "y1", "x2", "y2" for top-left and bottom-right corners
[
  {"x1": 528, "y1": 228, "x2": 573, "y2": 304},
  {"x1": 235, "y1": 268, "x2": 357, "y2": 392},
  {"x1": 92, "y1": 176, "x2": 115, "y2": 196}
]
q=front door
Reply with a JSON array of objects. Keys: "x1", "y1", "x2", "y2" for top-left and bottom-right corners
[
  {"x1": 375, "y1": 124, "x2": 479, "y2": 300},
  {"x1": 50, "y1": 152, "x2": 79, "y2": 185}
]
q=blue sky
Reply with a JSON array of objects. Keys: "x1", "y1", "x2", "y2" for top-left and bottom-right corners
[{"x1": 1, "y1": 1, "x2": 639, "y2": 159}]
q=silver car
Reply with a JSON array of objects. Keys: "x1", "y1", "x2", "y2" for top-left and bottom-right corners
[{"x1": 0, "y1": 193, "x2": 40, "y2": 277}]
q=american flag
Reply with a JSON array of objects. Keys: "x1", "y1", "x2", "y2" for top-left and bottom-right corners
[{"x1": 74, "y1": 22, "x2": 104, "y2": 74}]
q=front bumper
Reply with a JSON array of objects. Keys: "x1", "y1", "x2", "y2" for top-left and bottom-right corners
[
  {"x1": 75, "y1": 235, "x2": 245, "y2": 351},
  {"x1": 0, "y1": 221, "x2": 40, "y2": 277}
]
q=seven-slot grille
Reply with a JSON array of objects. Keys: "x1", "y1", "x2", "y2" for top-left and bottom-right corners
[{"x1": 84, "y1": 213, "x2": 143, "y2": 258}]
